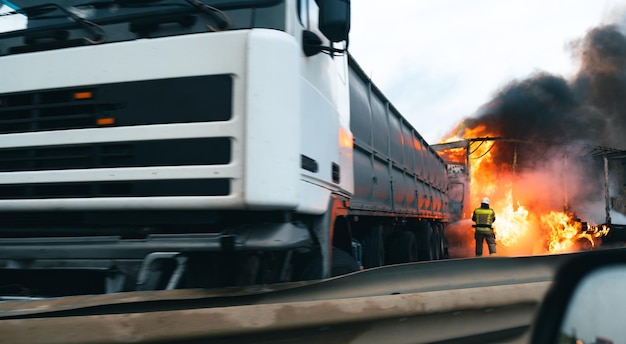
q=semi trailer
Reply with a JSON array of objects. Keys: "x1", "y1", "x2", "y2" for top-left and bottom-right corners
[{"x1": 0, "y1": 0, "x2": 456, "y2": 297}]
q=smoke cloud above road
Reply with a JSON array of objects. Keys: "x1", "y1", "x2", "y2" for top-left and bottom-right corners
[
  {"x1": 451, "y1": 21, "x2": 626, "y2": 152},
  {"x1": 441, "y1": 17, "x2": 626, "y2": 256}
]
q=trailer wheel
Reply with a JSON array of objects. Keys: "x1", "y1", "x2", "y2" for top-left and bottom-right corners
[
  {"x1": 433, "y1": 224, "x2": 446, "y2": 260},
  {"x1": 386, "y1": 231, "x2": 418, "y2": 264},
  {"x1": 362, "y1": 224, "x2": 385, "y2": 268},
  {"x1": 430, "y1": 227, "x2": 443, "y2": 260},
  {"x1": 416, "y1": 223, "x2": 433, "y2": 261}
]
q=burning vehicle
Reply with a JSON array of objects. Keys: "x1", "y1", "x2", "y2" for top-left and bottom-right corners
[
  {"x1": 434, "y1": 136, "x2": 618, "y2": 257},
  {"x1": 432, "y1": 23, "x2": 626, "y2": 257}
]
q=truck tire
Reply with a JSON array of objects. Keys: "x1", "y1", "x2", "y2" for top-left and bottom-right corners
[
  {"x1": 416, "y1": 223, "x2": 433, "y2": 261},
  {"x1": 430, "y1": 227, "x2": 442, "y2": 260},
  {"x1": 386, "y1": 231, "x2": 417, "y2": 264},
  {"x1": 423, "y1": 223, "x2": 446, "y2": 261},
  {"x1": 330, "y1": 248, "x2": 361, "y2": 276},
  {"x1": 362, "y1": 224, "x2": 384, "y2": 268},
  {"x1": 294, "y1": 247, "x2": 359, "y2": 280},
  {"x1": 432, "y1": 224, "x2": 445, "y2": 260}
]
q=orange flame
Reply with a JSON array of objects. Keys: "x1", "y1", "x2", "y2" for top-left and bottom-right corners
[
  {"x1": 543, "y1": 211, "x2": 589, "y2": 253},
  {"x1": 439, "y1": 120, "x2": 610, "y2": 256},
  {"x1": 438, "y1": 147, "x2": 466, "y2": 164},
  {"x1": 493, "y1": 187, "x2": 531, "y2": 248}
]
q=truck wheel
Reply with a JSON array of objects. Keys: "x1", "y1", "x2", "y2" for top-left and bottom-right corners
[
  {"x1": 294, "y1": 247, "x2": 359, "y2": 280},
  {"x1": 386, "y1": 231, "x2": 417, "y2": 264},
  {"x1": 430, "y1": 227, "x2": 442, "y2": 260},
  {"x1": 416, "y1": 223, "x2": 433, "y2": 261},
  {"x1": 362, "y1": 224, "x2": 384, "y2": 268},
  {"x1": 433, "y1": 225, "x2": 446, "y2": 260},
  {"x1": 331, "y1": 248, "x2": 360, "y2": 276}
]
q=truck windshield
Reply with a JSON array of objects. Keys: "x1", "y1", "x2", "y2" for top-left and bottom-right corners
[{"x1": 0, "y1": 0, "x2": 279, "y2": 33}]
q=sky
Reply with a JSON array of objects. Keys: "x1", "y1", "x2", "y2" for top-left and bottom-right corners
[{"x1": 349, "y1": 0, "x2": 626, "y2": 144}]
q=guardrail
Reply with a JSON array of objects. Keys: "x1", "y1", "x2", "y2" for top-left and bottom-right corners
[{"x1": 0, "y1": 253, "x2": 577, "y2": 343}]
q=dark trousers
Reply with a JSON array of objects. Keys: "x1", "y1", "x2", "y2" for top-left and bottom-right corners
[{"x1": 475, "y1": 231, "x2": 496, "y2": 256}]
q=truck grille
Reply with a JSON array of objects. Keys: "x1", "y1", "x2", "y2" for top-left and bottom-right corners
[
  {"x1": 0, "y1": 179, "x2": 230, "y2": 199},
  {"x1": 0, "y1": 137, "x2": 231, "y2": 198},
  {"x1": 0, "y1": 138, "x2": 230, "y2": 172},
  {"x1": 0, "y1": 75, "x2": 232, "y2": 134},
  {"x1": 0, "y1": 75, "x2": 234, "y2": 199}
]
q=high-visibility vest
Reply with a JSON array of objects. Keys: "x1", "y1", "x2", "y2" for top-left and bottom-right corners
[{"x1": 473, "y1": 208, "x2": 495, "y2": 227}]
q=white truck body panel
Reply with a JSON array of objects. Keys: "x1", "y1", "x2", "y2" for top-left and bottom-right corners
[{"x1": 0, "y1": 28, "x2": 348, "y2": 212}]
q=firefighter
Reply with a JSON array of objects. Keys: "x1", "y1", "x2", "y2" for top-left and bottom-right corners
[{"x1": 472, "y1": 197, "x2": 496, "y2": 256}]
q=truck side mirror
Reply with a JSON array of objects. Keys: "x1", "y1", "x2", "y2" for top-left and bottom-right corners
[
  {"x1": 318, "y1": 0, "x2": 350, "y2": 42},
  {"x1": 529, "y1": 248, "x2": 626, "y2": 344}
]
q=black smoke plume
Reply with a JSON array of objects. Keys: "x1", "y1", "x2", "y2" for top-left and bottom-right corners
[
  {"x1": 446, "y1": 21, "x2": 626, "y2": 225},
  {"x1": 471, "y1": 23, "x2": 626, "y2": 146}
]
